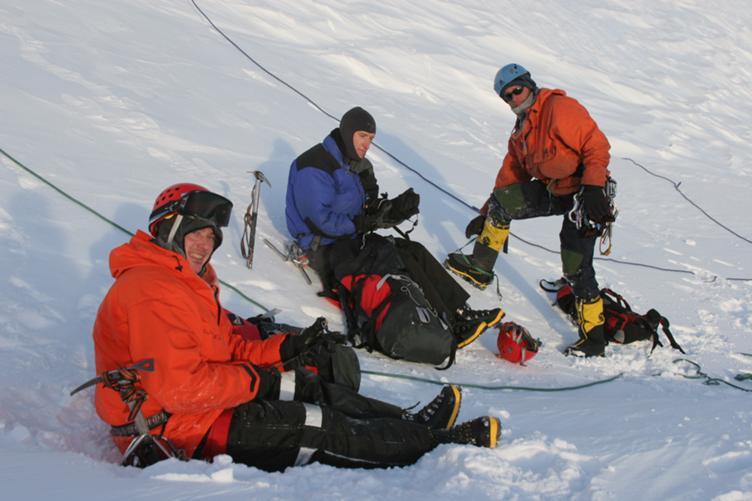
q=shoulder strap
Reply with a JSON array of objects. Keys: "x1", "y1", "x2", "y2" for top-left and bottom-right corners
[{"x1": 646, "y1": 309, "x2": 686, "y2": 354}]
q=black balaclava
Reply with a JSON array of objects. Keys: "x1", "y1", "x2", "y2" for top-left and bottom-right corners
[
  {"x1": 338, "y1": 106, "x2": 376, "y2": 161},
  {"x1": 154, "y1": 216, "x2": 222, "y2": 275}
]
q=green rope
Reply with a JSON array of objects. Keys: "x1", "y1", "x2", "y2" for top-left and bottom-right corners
[
  {"x1": 5, "y1": 147, "x2": 752, "y2": 393},
  {"x1": 1, "y1": 147, "x2": 270, "y2": 312},
  {"x1": 673, "y1": 358, "x2": 752, "y2": 393},
  {"x1": 362, "y1": 369, "x2": 623, "y2": 392},
  {"x1": 1, "y1": 147, "x2": 133, "y2": 236}
]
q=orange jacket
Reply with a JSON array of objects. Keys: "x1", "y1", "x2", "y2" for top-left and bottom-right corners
[
  {"x1": 494, "y1": 88, "x2": 610, "y2": 196},
  {"x1": 93, "y1": 231, "x2": 287, "y2": 457}
]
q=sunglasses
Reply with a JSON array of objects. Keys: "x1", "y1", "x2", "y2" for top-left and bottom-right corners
[
  {"x1": 502, "y1": 86, "x2": 525, "y2": 102},
  {"x1": 150, "y1": 191, "x2": 233, "y2": 230}
]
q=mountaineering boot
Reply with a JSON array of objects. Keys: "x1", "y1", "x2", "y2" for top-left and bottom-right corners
[
  {"x1": 434, "y1": 416, "x2": 502, "y2": 448},
  {"x1": 452, "y1": 306, "x2": 506, "y2": 349},
  {"x1": 405, "y1": 384, "x2": 462, "y2": 430},
  {"x1": 445, "y1": 219, "x2": 509, "y2": 289},
  {"x1": 565, "y1": 296, "x2": 607, "y2": 357}
]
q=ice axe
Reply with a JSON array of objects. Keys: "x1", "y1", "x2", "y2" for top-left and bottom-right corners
[{"x1": 241, "y1": 170, "x2": 271, "y2": 269}]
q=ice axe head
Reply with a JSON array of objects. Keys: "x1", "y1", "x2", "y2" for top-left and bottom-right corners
[{"x1": 252, "y1": 170, "x2": 271, "y2": 188}]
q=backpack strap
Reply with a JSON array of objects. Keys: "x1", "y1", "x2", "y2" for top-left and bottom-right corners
[
  {"x1": 336, "y1": 282, "x2": 369, "y2": 350},
  {"x1": 601, "y1": 287, "x2": 632, "y2": 311},
  {"x1": 646, "y1": 309, "x2": 686, "y2": 354}
]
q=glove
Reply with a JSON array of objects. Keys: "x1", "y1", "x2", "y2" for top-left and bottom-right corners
[
  {"x1": 354, "y1": 212, "x2": 379, "y2": 233},
  {"x1": 387, "y1": 188, "x2": 420, "y2": 221},
  {"x1": 354, "y1": 198, "x2": 394, "y2": 233},
  {"x1": 292, "y1": 317, "x2": 330, "y2": 352},
  {"x1": 355, "y1": 189, "x2": 420, "y2": 233},
  {"x1": 281, "y1": 317, "x2": 346, "y2": 369},
  {"x1": 250, "y1": 364, "x2": 280, "y2": 400},
  {"x1": 464, "y1": 215, "x2": 485, "y2": 238},
  {"x1": 581, "y1": 185, "x2": 612, "y2": 223}
]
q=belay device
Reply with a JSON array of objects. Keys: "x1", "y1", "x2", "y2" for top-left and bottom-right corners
[{"x1": 241, "y1": 170, "x2": 271, "y2": 269}]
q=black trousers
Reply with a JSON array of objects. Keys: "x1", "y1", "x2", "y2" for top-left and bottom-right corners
[
  {"x1": 309, "y1": 236, "x2": 469, "y2": 320},
  {"x1": 492, "y1": 180, "x2": 599, "y2": 299},
  {"x1": 224, "y1": 370, "x2": 438, "y2": 470}
]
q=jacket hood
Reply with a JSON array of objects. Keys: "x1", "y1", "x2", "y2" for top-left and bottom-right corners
[
  {"x1": 110, "y1": 230, "x2": 217, "y2": 285},
  {"x1": 530, "y1": 88, "x2": 567, "y2": 111}
]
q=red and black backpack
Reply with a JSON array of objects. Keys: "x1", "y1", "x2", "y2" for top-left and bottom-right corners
[
  {"x1": 328, "y1": 234, "x2": 455, "y2": 367},
  {"x1": 555, "y1": 284, "x2": 685, "y2": 354}
]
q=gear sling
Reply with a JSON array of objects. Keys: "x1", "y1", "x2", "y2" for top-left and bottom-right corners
[{"x1": 70, "y1": 358, "x2": 186, "y2": 468}]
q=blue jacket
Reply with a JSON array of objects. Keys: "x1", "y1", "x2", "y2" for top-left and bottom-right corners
[{"x1": 285, "y1": 133, "x2": 366, "y2": 250}]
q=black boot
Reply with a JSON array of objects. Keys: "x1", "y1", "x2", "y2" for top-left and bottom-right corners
[
  {"x1": 445, "y1": 243, "x2": 498, "y2": 290},
  {"x1": 452, "y1": 306, "x2": 505, "y2": 349},
  {"x1": 434, "y1": 416, "x2": 501, "y2": 448},
  {"x1": 404, "y1": 384, "x2": 462, "y2": 430}
]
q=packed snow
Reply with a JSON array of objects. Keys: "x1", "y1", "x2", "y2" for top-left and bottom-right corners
[{"x1": 1, "y1": 0, "x2": 751, "y2": 499}]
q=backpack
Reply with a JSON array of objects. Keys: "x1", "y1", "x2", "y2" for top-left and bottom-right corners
[
  {"x1": 330, "y1": 234, "x2": 455, "y2": 366},
  {"x1": 555, "y1": 284, "x2": 685, "y2": 354}
]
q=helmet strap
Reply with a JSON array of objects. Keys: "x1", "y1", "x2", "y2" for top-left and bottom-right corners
[{"x1": 166, "y1": 214, "x2": 183, "y2": 246}]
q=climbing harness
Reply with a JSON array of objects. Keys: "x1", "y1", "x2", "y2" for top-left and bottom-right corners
[
  {"x1": 568, "y1": 177, "x2": 618, "y2": 255},
  {"x1": 70, "y1": 359, "x2": 187, "y2": 467}
]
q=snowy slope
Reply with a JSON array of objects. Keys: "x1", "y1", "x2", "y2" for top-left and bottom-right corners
[{"x1": 1, "y1": 0, "x2": 751, "y2": 499}]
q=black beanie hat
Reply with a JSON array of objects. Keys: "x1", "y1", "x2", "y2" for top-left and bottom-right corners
[{"x1": 339, "y1": 106, "x2": 376, "y2": 160}]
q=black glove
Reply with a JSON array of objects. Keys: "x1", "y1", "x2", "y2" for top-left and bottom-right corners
[
  {"x1": 250, "y1": 364, "x2": 280, "y2": 399},
  {"x1": 355, "y1": 189, "x2": 420, "y2": 233},
  {"x1": 293, "y1": 317, "x2": 330, "y2": 352},
  {"x1": 280, "y1": 317, "x2": 346, "y2": 369},
  {"x1": 581, "y1": 185, "x2": 612, "y2": 223},
  {"x1": 354, "y1": 212, "x2": 379, "y2": 233},
  {"x1": 464, "y1": 215, "x2": 485, "y2": 238},
  {"x1": 387, "y1": 188, "x2": 420, "y2": 221}
]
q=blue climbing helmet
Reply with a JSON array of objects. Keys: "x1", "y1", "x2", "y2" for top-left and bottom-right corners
[{"x1": 493, "y1": 63, "x2": 536, "y2": 97}]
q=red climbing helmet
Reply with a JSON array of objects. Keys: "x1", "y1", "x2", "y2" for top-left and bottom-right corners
[
  {"x1": 148, "y1": 183, "x2": 233, "y2": 237},
  {"x1": 497, "y1": 321, "x2": 541, "y2": 365}
]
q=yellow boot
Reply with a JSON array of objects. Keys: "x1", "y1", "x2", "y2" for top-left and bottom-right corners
[
  {"x1": 445, "y1": 219, "x2": 508, "y2": 289},
  {"x1": 565, "y1": 296, "x2": 607, "y2": 357}
]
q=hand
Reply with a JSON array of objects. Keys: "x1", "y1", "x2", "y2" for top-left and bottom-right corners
[
  {"x1": 354, "y1": 212, "x2": 379, "y2": 233},
  {"x1": 281, "y1": 317, "x2": 346, "y2": 370},
  {"x1": 295, "y1": 317, "x2": 330, "y2": 352},
  {"x1": 387, "y1": 188, "x2": 420, "y2": 221},
  {"x1": 464, "y1": 215, "x2": 485, "y2": 238},
  {"x1": 581, "y1": 185, "x2": 613, "y2": 223},
  {"x1": 355, "y1": 189, "x2": 419, "y2": 232}
]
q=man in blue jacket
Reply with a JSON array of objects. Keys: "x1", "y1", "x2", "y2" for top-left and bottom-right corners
[{"x1": 286, "y1": 107, "x2": 504, "y2": 352}]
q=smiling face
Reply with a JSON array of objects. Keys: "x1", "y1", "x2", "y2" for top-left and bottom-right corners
[
  {"x1": 352, "y1": 130, "x2": 376, "y2": 159},
  {"x1": 183, "y1": 226, "x2": 216, "y2": 274}
]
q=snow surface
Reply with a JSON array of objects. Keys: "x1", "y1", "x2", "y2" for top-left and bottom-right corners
[{"x1": 1, "y1": 0, "x2": 751, "y2": 499}]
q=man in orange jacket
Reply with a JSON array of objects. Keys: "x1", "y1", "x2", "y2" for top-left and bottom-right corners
[
  {"x1": 445, "y1": 64, "x2": 615, "y2": 357},
  {"x1": 93, "y1": 182, "x2": 500, "y2": 470}
]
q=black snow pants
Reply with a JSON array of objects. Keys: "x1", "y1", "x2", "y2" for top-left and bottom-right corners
[
  {"x1": 308, "y1": 235, "x2": 469, "y2": 321},
  {"x1": 216, "y1": 368, "x2": 439, "y2": 470},
  {"x1": 492, "y1": 180, "x2": 600, "y2": 299}
]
